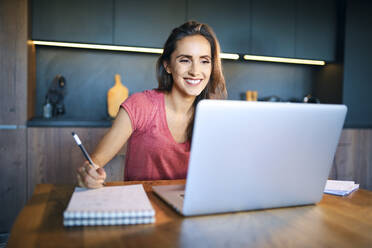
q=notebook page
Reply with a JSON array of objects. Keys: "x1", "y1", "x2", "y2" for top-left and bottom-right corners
[
  {"x1": 325, "y1": 180, "x2": 355, "y2": 192},
  {"x1": 65, "y1": 184, "x2": 154, "y2": 214}
]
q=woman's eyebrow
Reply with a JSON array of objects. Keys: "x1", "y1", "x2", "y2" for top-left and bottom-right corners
[
  {"x1": 200, "y1": 55, "x2": 211, "y2": 59},
  {"x1": 176, "y1": 54, "x2": 192, "y2": 59},
  {"x1": 176, "y1": 54, "x2": 211, "y2": 59}
]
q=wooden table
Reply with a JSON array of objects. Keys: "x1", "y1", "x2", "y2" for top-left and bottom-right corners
[{"x1": 8, "y1": 180, "x2": 372, "y2": 248}]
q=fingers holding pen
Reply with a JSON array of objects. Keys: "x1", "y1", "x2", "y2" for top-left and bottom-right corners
[
  {"x1": 78, "y1": 167, "x2": 104, "y2": 188},
  {"x1": 83, "y1": 161, "x2": 106, "y2": 181},
  {"x1": 77, "y1": 161, "x2": 106, "y2": 188},
  {"x1": 72, "y1": 133, "x2": 106, "y2": 188}
]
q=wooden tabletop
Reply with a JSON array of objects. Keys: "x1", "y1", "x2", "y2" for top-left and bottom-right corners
[{"x1": 8, "y1": 180, "x2": 372, "y2": 248}]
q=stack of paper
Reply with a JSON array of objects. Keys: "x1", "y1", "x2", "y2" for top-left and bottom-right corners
[
  {"x1": 324, "y1": 180, "x2": 359, "y2": 196},
  {"x1": 64, "y1": 184, "x2": 155, "y2": 226}
]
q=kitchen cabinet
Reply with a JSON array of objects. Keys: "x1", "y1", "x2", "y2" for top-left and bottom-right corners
[
  {"x1": 295, "y1": 0, "x2": 337, "y2": 61},
  {"x1": 31, "y1": 0, "x2": 339, "y2": 61},
  {"x1": 114, "y1": 0, "x2": 186, "y2": 48},
  {"x1": 250, "y1": 0, "x2": 337, "y2": 61},
  {"x1": 32, "y1": 0, "x2": 114, "y2": 44},
  {"x1": 251, "y1": 0, "x2": 296, "y2": 58},
  {"x1": 343, "y1": 0, "x2": 372, "y2": 127},
  {"x1": 187, "y1": 0, "x2": 251, "y2": 54},
  {"x1": 27, "y1": 127, "x2": 126, "y2": 198}
]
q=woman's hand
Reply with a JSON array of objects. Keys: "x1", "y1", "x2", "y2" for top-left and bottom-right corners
[{"x1": 77, "y1": 161, "x2": 106, "y2": 188}]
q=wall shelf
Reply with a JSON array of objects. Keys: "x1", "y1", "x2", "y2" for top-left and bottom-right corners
[{"x1": 27, "y1": 117, "x2": 112, "y2": 128}]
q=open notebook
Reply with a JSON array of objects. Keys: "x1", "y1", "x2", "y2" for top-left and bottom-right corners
[{"x1": 63, "y1": 184, "x2": 155, "y2": 226}]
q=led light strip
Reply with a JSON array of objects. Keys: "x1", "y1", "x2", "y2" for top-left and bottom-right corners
[
  {"x1": 243, "y1": 55, "x2": 325, "y2": 66},
  {"x1": 31, "y1": 40, "x2": 240, "y2": 60},
  {"x1": 31, "y1": 41, "x2": 325, "y2": 65},
  {"x1": 31, "y1": 40, "x2": 164, "y2": 54},
  {"x1": 220, "y1": 53, "x2": 240, "y2": 60}
]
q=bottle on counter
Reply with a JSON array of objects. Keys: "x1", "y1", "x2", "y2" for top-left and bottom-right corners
[
  {"x1": 43, "y1": 96, "x2": 52, "y2": 119},
  {"x1": 107, "y1": 74, "x2": 129, "y2": 118},
  {"x1": 246, "y1": 90, "x2": 258, "y2": 101}
]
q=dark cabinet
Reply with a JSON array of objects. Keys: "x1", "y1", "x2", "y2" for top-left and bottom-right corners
[
  {"x1": 31, "y1": 0, "x2": 338, "y2": 61},
  {"x1": 187, "y1": 0, "x2": 251, "y2": 54},
  {"x1": 250, "y1": 0, "x2": 337, "y2": 60},
  {"x1": 295, "y1": 0, "x2": 337, "y2": 61},
  {"x1": 32, "y1": 0, "x2": 114, "y2": 44},
  {"x1": 251, "y1": 0, "x2": 296, "y2": 57},
  {"x1": 114, "y1": 0, "x2": 186, "y2": 48},
  {"x1": 343, "y1": 0, "x2": 372, "y2": 127}
]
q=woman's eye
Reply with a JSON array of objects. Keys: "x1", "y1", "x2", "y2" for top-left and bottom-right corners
[
  {"x1": 180, "y1": 59, "x2": 190, "y2": 63},
  {"x1": 202, "y1": 60, "x2": 211, "y2": 64}
]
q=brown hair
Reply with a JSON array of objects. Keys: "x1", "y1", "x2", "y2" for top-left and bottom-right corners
[{"x1": 156, "y1": 21, "x2": 227, "y2": 140}]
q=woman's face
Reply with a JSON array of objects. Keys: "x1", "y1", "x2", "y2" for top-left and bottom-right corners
[{"x1": 164, "y1": 35, "x2": 212, "y2": 98}]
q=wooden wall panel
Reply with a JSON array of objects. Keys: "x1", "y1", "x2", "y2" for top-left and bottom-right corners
[
  {"x1": 0, "y1": 0, "x2": 17, "y2": 124},
  {"x1": 0, "y1": 0, "x2": 28, "y2": 233},
  {"x1": 27, "y1": 127, "x2": 125, "y2": 198},
  {"x1": 330, "y1": 129, "x2": 372, "y2": 190},
  {"x1": 0, "y1": 129, "x2": 27, "y2": 232},
  {"x1": 0, "y1": 0, "x2": 28, "y2": 125},
  {"x1": 27, "y1": 42, "x2": 36, "y2": 120}
]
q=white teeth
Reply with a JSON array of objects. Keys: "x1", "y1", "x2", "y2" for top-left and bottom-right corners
[{"x1": 185, "y1": 79, "x2": 201, "y2": 84}]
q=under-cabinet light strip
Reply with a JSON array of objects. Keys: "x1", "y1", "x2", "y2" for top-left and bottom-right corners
[
  {"x1": 31, "y1": 40, "x2": 240, "y2": 60},
  {"x1": 31, "y1": 41, "x2": 325, "y2": 65},
  {"x1": 243, "y1": 55, "x2": 325, "y2": 66},
  {"x1": 31, "y1": 40, "x2": 164, "y2": 54}
]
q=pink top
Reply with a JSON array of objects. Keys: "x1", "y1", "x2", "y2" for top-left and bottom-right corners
[{"x1": 121, "y1": 90, "x2": 190, "y2": 181}]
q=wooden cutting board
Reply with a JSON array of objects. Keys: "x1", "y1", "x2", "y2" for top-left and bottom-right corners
[{"x1": 107, "y1": 74, "x2": 129, "y2": 118}]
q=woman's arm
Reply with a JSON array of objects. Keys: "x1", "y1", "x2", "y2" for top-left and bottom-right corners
[
  {"x1": 91, "y1": 108, "x2": 133, "y2": 167},
  {"x1": 76, "y1": 108, "x2": 133, "y2": 188}
]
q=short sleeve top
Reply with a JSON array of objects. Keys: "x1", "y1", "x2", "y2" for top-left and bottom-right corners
[{"x1": 121, "y1": 89, "x2": 190, "y2": 181}]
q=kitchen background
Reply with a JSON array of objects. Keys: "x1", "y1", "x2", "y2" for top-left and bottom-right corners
[{"x1": 1, "y1": 0, "x2": 371, "y2": 233}]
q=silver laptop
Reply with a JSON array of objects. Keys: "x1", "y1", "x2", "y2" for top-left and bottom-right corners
[{"x1": 153, "y1": 100, "x2": 347, "y2": 216}]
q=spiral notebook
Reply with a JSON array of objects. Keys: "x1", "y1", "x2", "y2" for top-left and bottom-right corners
[
  {"x1": 63, "y1": 184, "x2": 155, "y2": 226},
  {"x1": 324, "y1": 180, "x2": 359, "y2": 196}
]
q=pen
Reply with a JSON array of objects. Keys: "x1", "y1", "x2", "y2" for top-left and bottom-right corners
[{"x1": 72, "y1": 132, "x2": 94, "y2": 168}]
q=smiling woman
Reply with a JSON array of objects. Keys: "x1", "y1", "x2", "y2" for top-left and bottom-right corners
[
  {"x1": 76, "y1": 21, "x2": 227, "y2": 188},
  {"x1": 157, "y1": 21, "x2": 227, "y2": 140}
]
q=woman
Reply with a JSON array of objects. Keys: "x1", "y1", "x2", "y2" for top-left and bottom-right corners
[{"x1": 77, "y1": 21, "x2": 227, "y2": 188}]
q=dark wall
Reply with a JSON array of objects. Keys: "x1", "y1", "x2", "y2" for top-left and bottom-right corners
[
  {"x1": 223, "y1": 60, "x2": 316, "y2": 101},
  {"x1": 34, "y1": 47, "x2": 333, "y2": 120},
  {"x1": 343, "y1": 0, "x2": 372, "y2": 127},
  {"x1": 35, "y1": 47, "x2": 158, "y2": 119},
  {"x1": 314, "y1": 63, "x2": 343, "y2": 104}
]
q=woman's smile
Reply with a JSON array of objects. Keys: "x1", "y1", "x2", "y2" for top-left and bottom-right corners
[{"x1": 184, "y1": 78, "x2": 203, "y2": 86}]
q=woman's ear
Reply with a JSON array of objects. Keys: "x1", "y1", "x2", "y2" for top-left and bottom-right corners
[{"x1": 163, "y1": 61, "x2": 171, "y2": 74}]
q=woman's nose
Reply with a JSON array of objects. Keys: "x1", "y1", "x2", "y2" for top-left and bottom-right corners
[{"x1": 189, "y1": 62, "x2": 200, "y2": 76}]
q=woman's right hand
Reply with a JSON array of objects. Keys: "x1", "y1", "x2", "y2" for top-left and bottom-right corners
[{"x1": 76, "y1": 161, "x2": 107, "y2": 188}]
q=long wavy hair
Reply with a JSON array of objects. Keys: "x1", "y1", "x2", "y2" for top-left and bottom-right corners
[{"x1": 156, "y1": 21, "x2": 227, "y2": 141}]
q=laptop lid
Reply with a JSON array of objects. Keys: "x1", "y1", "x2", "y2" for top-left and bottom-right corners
[{"x1": 182, "y1": 100, "x2": 347, "y2": 216}]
